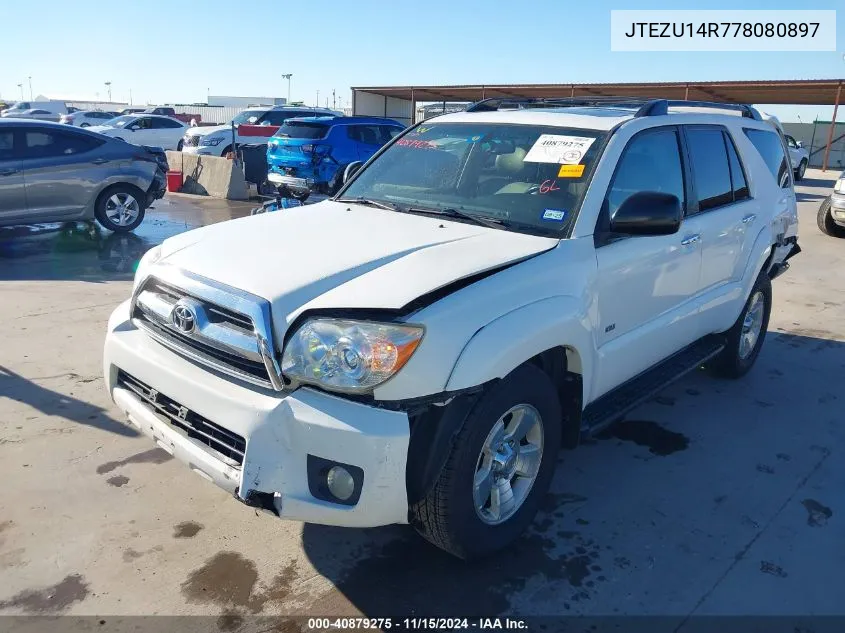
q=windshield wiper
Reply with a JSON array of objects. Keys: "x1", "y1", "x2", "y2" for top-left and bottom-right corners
[
  {"x1": 336, "y1": 197, "x2": 402, "y2": 211},
  {"x1": 405, "y1": 206, "x2": 507, "y2": 231}
]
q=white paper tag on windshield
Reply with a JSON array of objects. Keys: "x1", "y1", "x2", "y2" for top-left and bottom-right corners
[{"x1": 523, "y1": 135, "x2": 596, "y2": 164}]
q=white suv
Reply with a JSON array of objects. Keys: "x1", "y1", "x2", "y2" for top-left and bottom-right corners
[{"x1": 103, "y1": 98, "x2": 800, "y2": 559}]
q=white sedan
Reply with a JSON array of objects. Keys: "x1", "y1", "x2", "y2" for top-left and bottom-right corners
[
  {"x1": 88, "y1": 114, "x2": 188, "y2": 150},
  {"x1": 4, "y1": 108, "x2": 62, "y2": 122},
  {"x1": 60, "y1": 110, "x2": 120, "y2": 127}
]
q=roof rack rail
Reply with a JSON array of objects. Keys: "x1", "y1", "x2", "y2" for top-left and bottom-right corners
[{"x1": 465, "y1": 97, "x2": 763, "y2": 120}]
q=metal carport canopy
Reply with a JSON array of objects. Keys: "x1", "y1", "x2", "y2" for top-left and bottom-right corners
[{"x1": 352, "y1": 79, "x2": 844, "y2": 169}]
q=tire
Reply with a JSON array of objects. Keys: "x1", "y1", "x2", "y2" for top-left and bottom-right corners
[
  {"x1": 176, "y1": 140, "x2": 184, "y2": 151},
  {"x1": 711, "y1": 272, "x2": 772, "y2": 379},
  {"x1": 220, "y1": 145, "x2": 232, "y2": 158},
  {"x1": 794, "y1": 159, "x2": 807, "y2": 181},
  {"x1": 94, "y1": 185, "x2": 146, "y2": 233},
  {"x1": 80, "y1": 122, "x2": 90, "y2": 128},
  {"x1": 327, "y1": 165, "x2": 347, "y2": 196},
  {"x1": 817, "y1": 196, "x2": 845, "y2": 238},
  {"x1": 411, "y1": 363, "x2": 562, "y2": 559}
]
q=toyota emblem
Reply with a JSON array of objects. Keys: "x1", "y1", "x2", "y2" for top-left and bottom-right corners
[{"x1": 171, "y1": 304, "x2": 196, "y2": 333}]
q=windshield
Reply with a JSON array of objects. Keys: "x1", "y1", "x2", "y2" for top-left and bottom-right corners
[
  {"x1": 102, "y1": 115, "x2": 135, "y2": 128},
  {"x1": 276, "y1": 121, "x2": 329, "y2": 139},
  {"x1": 342, "y1": 122, "x2": 606, "y2": 236},
  {"x1": 230, "y1": 109, "x2": 267, "y2": 126}
]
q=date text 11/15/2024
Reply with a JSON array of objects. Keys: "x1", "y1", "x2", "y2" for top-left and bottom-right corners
[{"x1": 305, "y1": 617, "x2": 529, "y2": 630}]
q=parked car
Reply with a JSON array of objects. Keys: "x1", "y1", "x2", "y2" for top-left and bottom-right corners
[
  {"x1": 182, "y1": 105, "x2": 340, "y2": 156},
  {"x1": 266, "y1": 116, "x2": 404, "y2": 198},
  {"x1": 3, "y1": 108, "x2": 62, "y2": 122},
  {"x1": 816, "y1": 171, "x2": 845, "y2": 237},
  {"x1": 88, "y1": 114, "x2": 188, "y2": 150},
  {"x1": 60, "y1": 110, "x2": 121, "y2": 127},
  {"x1": 142, "y1": 107, "x2": 201, "y2": 125},
  {"x1": 103, "y1": 98, "x2": 799, "y2": 559},
  {"x1": 784, "y1": 134, "x2": 809, "y2": 181},
  {"x1": 120, "y1": 108, "x2": 146, "y2": 116},
  {"x1": 0, "y1": 119, "x2": 166, "y2": 232},
  {"x1": 1, "y1": 100, "x2": 67, "y2": 117}
]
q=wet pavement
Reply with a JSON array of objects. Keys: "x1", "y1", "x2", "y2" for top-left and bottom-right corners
[
  {"x1": 0, "y1": 194, "x2": 258, "y2": 282},
  {"x1": 0, "y1": 174, "x2": 844, "y2": 623}
]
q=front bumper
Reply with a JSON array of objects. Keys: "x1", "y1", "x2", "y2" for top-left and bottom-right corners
[
  {"x1": 182, "y1": 144, "x2": 223, "y2": 156},
  {"x1": 831, "y1": 192, "x2": 845, "y2": 226},
  {"x1": 103, "y1": 300, "x2": 410, "y2": 527}
]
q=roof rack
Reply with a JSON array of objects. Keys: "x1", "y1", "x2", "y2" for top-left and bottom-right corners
[{"x1": 464, "y1": 97, "x2": 763, "y2": 120}]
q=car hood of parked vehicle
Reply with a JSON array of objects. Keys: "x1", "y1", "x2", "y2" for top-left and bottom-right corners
[
  {"x1": 153, "y1": 200, "x2": 559, "y2": 327},
  {"x1": 184, "y1": 124, "x2": 227, "y2": 138}
]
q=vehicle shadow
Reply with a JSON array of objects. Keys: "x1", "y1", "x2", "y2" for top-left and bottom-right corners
[
  {"x1": 797, "y1": 176, "x2": 837, "y2": 189},
  {"x1": 0, "y1": 221, "x2": 152, "y2": 282},
  {"x1": 0, "y1": 364, "x2": 138, "y2": 437},
  {"x1": 796, "y1": 191, "x2": 827, "y2": 203},
  {"x1": 300, "y1": 331, "x2": 845, "y2": 617}
]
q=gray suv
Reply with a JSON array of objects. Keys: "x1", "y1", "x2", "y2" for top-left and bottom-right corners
[{"x1": 0, "y1": 120, "x2": 166, "y2": 232}]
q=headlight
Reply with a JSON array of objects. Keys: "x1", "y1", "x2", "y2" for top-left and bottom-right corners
[
  {"x1": 199, "y1": 137, "x2": 224, "y2": 147},
  {"x1": 835, "y1": 178, "x2": 845, "y2": 194},
  {"x1": 281, "y1": 318, "x2": 424, "y2": 393},
  {"x1": 132, "y1": 245, "x2": 162, "y2": 291}
]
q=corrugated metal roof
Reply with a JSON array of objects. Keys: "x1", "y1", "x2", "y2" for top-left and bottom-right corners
[{"x1": 352, "y1": 79, "x2": 843, "y2": 106}]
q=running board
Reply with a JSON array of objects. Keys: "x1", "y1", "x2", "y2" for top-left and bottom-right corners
[{"x1": 581, "y1": 335, "x2": 725, "y2": 436}]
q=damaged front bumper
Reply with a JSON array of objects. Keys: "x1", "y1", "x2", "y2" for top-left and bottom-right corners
[{"x1": 103, "y1": 300, "x2": 410, "y2": 527}]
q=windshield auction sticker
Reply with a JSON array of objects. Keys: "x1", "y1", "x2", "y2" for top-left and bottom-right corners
[
  {"x1": 610, "y1": 10, "x2": 836, "y2": 51},
  {"x1": 524, "y1": 135, "x2": 597, "y2": 164}
]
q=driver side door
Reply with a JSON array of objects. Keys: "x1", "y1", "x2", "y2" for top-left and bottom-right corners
[
  {"x1": 592, "y1": 126, "x2": 703, "y2": 400},
  {"x1": 126, "y1": 117, "x2": 156, "y2": 146}
]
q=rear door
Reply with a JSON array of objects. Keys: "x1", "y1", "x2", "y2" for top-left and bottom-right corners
[
  {"x1": 149, "y1": 116, "x2": 184, "y2": 149},
  {"x1": 0, "y1": 128, "x2": 28, "y2": 224},
  {"x1": 19, "y1": 127, "x2": 107, "y2": 221}
]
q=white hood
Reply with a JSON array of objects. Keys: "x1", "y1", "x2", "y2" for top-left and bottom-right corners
[
  {"x1": 156, "y1": 201, "x2": 558, "y2": 334},
  {"x1": 185, "y1": 124, "x2": 227, "y2": 138}
]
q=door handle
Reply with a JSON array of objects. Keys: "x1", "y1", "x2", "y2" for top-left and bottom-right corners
[
  {"x1": 0, "y1": 168, "x2": 18, "y2": 176},
  {"x1": 90, "y1": 158, "x2": 108, "y2": 165},
  {"x1": 680, "y1": 234, "x2": 701, "y2": 246},
  {"x1": 742, "y1": 214, "x2": 757, "y2": 225}
]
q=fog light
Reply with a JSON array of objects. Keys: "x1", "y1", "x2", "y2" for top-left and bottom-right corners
[{"x1": 326, "y1": 466, "x2": 355, "y2": 501}]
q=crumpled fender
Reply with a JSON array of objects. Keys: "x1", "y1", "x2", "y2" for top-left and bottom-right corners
[{"x1": 445, "y1": 295, "x2": 593, "y2": 402}]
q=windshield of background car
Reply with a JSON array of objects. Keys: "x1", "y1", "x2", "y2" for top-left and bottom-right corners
[
  {"x1": 342, "y1": 122, "x2": 606, "y2": 236},
  {"x1": 103, "y1": 115, "x2": 134, "y2": 128},
  {"x1": 275, "y1": 121, "x2": 329, "y2": 139},
  {"x1": 230, "y1": 109, "x2": 267, "y2": 125}
]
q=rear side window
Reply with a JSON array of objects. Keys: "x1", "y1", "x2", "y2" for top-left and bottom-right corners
[
  {"x1": 744, "y1": 128, "x2": 791, "y2": 188},
  {"x1": 23, "y1": 130, "x2": 103, "y2": 158},
  {"x1": 348, "y1": 125, "x2": 398, "y2": 145},
  {"x1": 276, "y1": 121, "x2": 328, "y2": 139},
  {"x1": 261, "y1": 110, "x2": 319, "y2": 126},
  {"x1": 725, "y1": 133, "x2": 749, "y2": 201},
  {"x1": 685, "y1": 127, "x2": 732, "y2": 212},
  {"x1": 606, "y1": 128, "x2": 685, "y2": 219},
  {"x1": 0, "y1": 131, "x2": 14, "y2": 160}
]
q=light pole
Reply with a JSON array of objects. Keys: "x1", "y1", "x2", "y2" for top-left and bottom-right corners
[
  {"x1": 316, "y1": 90, "x2": 319, "y2": 108},
  {"x1": 281, "y1": 74, "x2": 292, "y2": 104},
  {"x1": 17, "y1": 83, "x2": 24, "y2": 100},
  {"x1": 104, "y1": 81, "x2": 112, "y2": 102},
  {"x1": 27, "y1": 76, "x2": 32, "y2": 100}
]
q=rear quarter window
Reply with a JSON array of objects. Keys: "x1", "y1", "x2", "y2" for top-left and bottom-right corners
[{"x1": 743, "y1": 128, "x2": 791, "y2": 189}]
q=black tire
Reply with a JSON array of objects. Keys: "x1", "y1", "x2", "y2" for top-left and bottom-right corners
[
  {"x1": 794, "y1": 159, "x2": 807, "y2": 181},
  {"x1": 817, "y1": 196, "x2": 845, "y2": 237},
  {"x1": 220, "y1": 145, "x2": 232, "y2": 157},
  {"x1": 94, "y1": 185, "x2": 146, "y2": 233},
  {"x1": 176, "y1": 140, "x2": 184, "y2": 151},
  {"x1": 411, "y1": 363, "x2": 562, "y2": 559},
  {"x1": 80, "y1": 122, "x2": 90, "y2": 128},
  {"x1": 327, "y1": 165, "x2": 347, "y2": 196},
  {"x1": 711, "y1": 272, "x2": 772, "y2": 379}
]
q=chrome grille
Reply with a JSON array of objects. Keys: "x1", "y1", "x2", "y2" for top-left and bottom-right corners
[
  {"x1": 183, "y1": 134, "x2": 200, "y2": 147},
  {"x1": 117, "y1": 370, "x2": 245, "y2": 466},
  {"x1": 131, "y1": 273, "x2": 281, "y2": 390}
]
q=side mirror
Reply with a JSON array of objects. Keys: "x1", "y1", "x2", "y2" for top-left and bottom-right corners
[
  {"x1": 343, "y1": 161, "x2": 363, "y2": 184},
  {"x1": 796, "y1": 140, "x2": 803, "y2": 148},
  {"x1": 610, "y1": 191, "x2": 681, "y2": 236}
]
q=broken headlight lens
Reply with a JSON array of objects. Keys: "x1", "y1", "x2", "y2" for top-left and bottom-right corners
[{"x1": 281, "y1": 318, "x2": 424, "y2": 393}]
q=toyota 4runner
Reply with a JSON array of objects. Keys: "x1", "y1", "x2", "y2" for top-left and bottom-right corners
[{"x1": 103, "y1": 98, "x2": 800, "y2": 559}]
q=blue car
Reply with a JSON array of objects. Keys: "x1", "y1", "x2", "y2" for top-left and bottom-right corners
[{"x1": 266, "y1": 116, "x2": 404, "y2": 199}]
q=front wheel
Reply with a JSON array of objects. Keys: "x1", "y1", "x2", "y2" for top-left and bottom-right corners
[
  {"x1": 94, "y1": 186, "x2": 146, "y2": 233},
  {"x1": 794, "y1": 159, "x2": 807, "y2": 181},
  {"x1": 411, "y1": 363, "x2": 561, "y2": 559},
  {"x1": 176, "y1": 140, "x2": 184, "y2": 151},
  {"x1": 817, "y1": 196, "x2": 845, "y2": 237},
  {"x1": 711, "y1": 272, "x2": 772, "y2": 378}
]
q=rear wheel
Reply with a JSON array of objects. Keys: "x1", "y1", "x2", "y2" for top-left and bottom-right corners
[
  {"x1": 817, "y1": 196, "x2": 845, "y2": 237},
  {"x1": 711, "y1": 272, "x2": 771, "y2": 378},
  {"x1": 94, "y1": 186, "x2": 146, "y2": 233},
  {"x1": 80, "y1": 122, "x2": 90, "y2": 128},
  {"x1": 411, "y1": 363, "x2": 561, "y2": 559}
]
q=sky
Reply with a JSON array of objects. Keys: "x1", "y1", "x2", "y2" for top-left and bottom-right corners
[{"x1": 1, "y1": 0, "x2": 843, "y2": 122}]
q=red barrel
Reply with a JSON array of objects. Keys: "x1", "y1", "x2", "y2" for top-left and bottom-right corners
[{"x1": 166, "y1": 171, "x2": 183, "y2": 193}]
